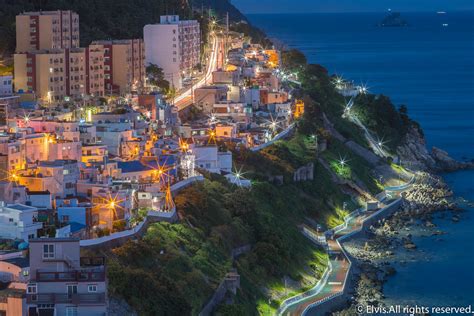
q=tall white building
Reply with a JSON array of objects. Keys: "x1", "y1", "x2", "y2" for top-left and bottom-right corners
[{"x1": 144, "y1": 15, "x2": 201, "y2": 89}]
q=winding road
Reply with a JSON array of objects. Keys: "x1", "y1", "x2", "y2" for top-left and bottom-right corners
[
  {"x1": 174, "y1": 35, "x2": 222, "y2": 111},
  {"x1": 278, "y1": 185, "x2": 413, "y2": 316}
]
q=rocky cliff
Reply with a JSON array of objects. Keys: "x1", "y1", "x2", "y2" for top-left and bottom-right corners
[{"x1": 397, "y1": 125, "x2": 473, "y2": 172}]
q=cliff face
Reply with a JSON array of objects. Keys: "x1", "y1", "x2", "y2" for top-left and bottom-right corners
[
  {"x1": 397, "y1": 125, "x2": 473, "y2": 172},
  {"x1": 396, "y1": 126, "x2": 437, "y2": 170}
]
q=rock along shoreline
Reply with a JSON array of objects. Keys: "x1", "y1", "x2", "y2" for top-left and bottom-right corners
[{"x1": 332, "y1": 171, "x2": 467, "y2": 316}]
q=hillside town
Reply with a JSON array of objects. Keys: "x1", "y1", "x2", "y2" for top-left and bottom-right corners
[{"x1": 0, "y1": 9, "x2": 304, "y2": 316}]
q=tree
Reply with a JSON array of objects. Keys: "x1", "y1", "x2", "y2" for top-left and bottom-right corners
[
  {"x1": 166, "y1": 86, "x2": 178, "y2": 104},
  {"x1": 281, "y1": 49, "x2": 307, "y2": 72},
  {"x1": 146, "y1": 64, "x2": 170, "y2": 92}
]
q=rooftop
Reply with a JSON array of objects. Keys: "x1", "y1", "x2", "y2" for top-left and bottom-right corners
[
  {"x1": 5, "y1": 256, "x2": 29, "y2": 269},
  {"x1": 26, "y1": 190, "x2": 51, "y2": 196},
  {"x1": 29, "y1": 237, "x2": 79, "y2": 243},
  {"x1": 3, "y1": 204, "x2": 37, "y2": 212},
  {"x1": 0, "y1": 287, "x2": 25, "y2": 299},
  {"x1": 39, "y1": 160, "x2": 78, "y2": 167}
]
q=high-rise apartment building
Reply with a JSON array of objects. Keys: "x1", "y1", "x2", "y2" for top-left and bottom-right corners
[
  {"x1": 92, "y1": 39, "x2": 145, "y2": 95},
  {"x1": 14, "y1": 45, "x2": 105, "y2": 103},
  {"x1": 144, "y1": 15, "x2": 201, "y2": 89},
  {"x1": 16, "y1": 10, "x2": 80, "y2": 53}
]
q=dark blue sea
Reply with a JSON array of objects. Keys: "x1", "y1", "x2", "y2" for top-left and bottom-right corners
[{"x1": 249, "y1": 12, "x2": 474, "y2": 309}]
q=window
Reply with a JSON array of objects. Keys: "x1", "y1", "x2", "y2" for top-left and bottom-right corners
[
  {"x1": 66, "y1": 306, "x2": 77, "y2": 316},
  {"x1": 87, "y1": 284, "x2": 97, "y2": 292},
  {"x1": 27, "y1": 284, "x2": 37, "y2": 294},
  {"x1": 67, "y1": 285, "x2": 78, "y2": 299},
  {"x1": 61, "y1": 215, "x2": 70, "y2": 223},
  {"x1": 43, "y1": 244, "x2": 55, "y2": 259},
  {"x1": 27, "y1": 283, "x2": 37, "y2": 302}
]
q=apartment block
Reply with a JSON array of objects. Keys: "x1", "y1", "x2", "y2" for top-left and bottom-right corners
[
  {"x1": 144, "y1": 15, "x2": 201, "y2": 89},
  {"x1": 26, "y1": 238, "x2": 107, "y2": 316},
  {"x1": 16, "y1": 10, "x2": 79, "y2": 53},
  {"x1": 92, "y1": 39, "x2": 145, "y2": 95},
  {"x1": 14, "y1": 45, "x2": 105, "y2": 103}
]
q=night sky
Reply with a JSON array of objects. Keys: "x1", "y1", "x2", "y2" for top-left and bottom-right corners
[{"x1": 231, "y1": 0, "x2": 474, "y2": 14}]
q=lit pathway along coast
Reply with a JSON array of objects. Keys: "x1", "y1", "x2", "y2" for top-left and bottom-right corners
[{"x1": 278, "y1": 184, "x2": 412, "y2": 315}]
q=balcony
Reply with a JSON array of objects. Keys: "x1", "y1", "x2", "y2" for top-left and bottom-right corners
[
  {"x1": 35, "y1": 269, "x2": 105, "y2": 282},
  {"x1": 27, "y1": 293, "x2": 105, "y2": 305},
  {"x1": 80, "y1": 256, "x2": 105, "y2": 267}
]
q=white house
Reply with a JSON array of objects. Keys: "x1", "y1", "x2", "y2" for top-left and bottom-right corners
[
  {"x1": 193, "y1": 146, "x2": 232, "y2": 174},
  {"x1": 0, "y1": 202, "x2": 43, "y2": 240}
]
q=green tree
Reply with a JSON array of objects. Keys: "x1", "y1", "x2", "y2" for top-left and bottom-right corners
[
  {"x1": 281, "y1": 49, "x2": 307, "y2": 72},
  {"x1": 146, "y1": 64, "x2": 170, "y2": 92}
]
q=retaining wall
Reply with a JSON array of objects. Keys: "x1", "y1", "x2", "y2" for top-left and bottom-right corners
[
  {"x1": 251, "y1": 124, "x2": 295, "y2": 152},
  {"x1": 80, "y1": 176, "x2": 204, "y2": 250},
  {"x1": 304, "y1": 199, "x2": 403, "y2": 315},
  {"x1": 199, "y1": 270, "x2": 240, "y2": 316}
]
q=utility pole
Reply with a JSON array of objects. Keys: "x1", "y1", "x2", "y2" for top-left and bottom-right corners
[{"x1": 225, "y1": 12, "x2": 229, "y2": 66}]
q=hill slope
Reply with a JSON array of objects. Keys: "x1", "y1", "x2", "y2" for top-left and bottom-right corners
[{"x1": 0, "y1": 0, "x2": 257, "y2": 57}]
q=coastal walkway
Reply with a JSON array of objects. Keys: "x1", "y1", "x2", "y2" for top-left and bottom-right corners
[{"x1": 277, "y1": 197, "x2": 405, "y2": 316}]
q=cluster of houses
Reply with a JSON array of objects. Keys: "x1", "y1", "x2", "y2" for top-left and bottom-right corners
[
  {"x1": 191, "y1": 42, "x2": 302, "y2": 149},
  {"x1": 0, "y1": 9, "x2": 305, "y2": 316}
]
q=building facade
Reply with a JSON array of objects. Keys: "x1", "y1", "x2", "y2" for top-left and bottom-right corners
[
  {"x1": 144, "y1": 15, "x2": 201, "y2": 89},
  {"x1": 0, "y1": 202, "x2": 43, "y2": 241},
  {"x1": 14, "y1": 45, "x2": 105, "y2": 103},
  {"x1": 16, "y1": 10, "x2": 80, "y2": 53},
  {"x1": 92, "y1": 39, "x2": 145, "y2": 95},
  {"x1": 0, "y1": 75, "x2": 13, "y2": 96},
  {"x1": 26, "y1": 238, "x2": 107, "y2": 316}
]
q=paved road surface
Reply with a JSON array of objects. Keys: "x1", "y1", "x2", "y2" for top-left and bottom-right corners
[{"x1": 175, "y1": 35, "x2": 222, "y2": 111}]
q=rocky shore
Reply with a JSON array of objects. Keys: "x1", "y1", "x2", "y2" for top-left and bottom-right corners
[
  {"x1": 397, "y1": 126, "x2": 474, "y2": 172},
  {"x1": 332, "y1": 172, "x2": 465, "y2": 315}
]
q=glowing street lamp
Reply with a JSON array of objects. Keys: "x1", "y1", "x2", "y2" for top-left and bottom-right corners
[
  {"x1": 179, "y1": 138, "x2": 189, "y2": 153},
  {"x1": 208, "y1": 113, "x2": 218, "y2": 126},
  {"x1": 231, "y1": 166, "x2": 248, "y2": 187},
  {"x1": 338, "y1": 154, "x2": 348, "y2": 168},
  {"x1": 358, "y1": 84, "x2": 369, "y2": 95}
]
